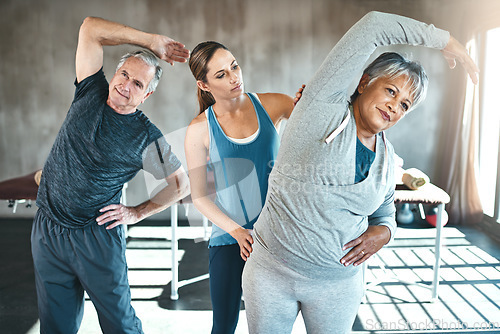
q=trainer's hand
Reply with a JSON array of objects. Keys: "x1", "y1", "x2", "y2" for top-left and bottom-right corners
[
  {"x1": 231, "y1": 227, "x2": 254, "y2": 261},
  {"x1": 441, "y1": 36, "x2": 479, "y2": 85},
  {"x1": 150, "y1": 34, "x2": 190, "y2": 65},
  {"x1": 96, "y1": 204, "x2": 139, "y2": 229},
  {"x1": 293, "y1": 84, "x2": 306, "y2": 105}
]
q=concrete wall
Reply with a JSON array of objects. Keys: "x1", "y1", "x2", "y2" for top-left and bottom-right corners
[{"x1": 1, "y1": 0, "x2": 499, "y2": 218}]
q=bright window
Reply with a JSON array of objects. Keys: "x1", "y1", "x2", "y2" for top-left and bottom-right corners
[{"x1": 478, "y1": 27, "x2": 500, "y2": 221}]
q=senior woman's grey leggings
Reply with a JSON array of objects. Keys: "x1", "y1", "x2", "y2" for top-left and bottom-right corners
[{"x1": 242, "y1": 240, "x2": 364, "y2": 334}]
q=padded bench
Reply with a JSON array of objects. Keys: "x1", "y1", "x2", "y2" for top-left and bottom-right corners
[
  {"x1": 0, "y1": 171, "x2": 39, "y2": 213},
  {"x1": 365, "y1": 182, "x2": 450, "y2": 301}
]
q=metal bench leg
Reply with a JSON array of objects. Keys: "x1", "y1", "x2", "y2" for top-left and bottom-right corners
[
  {"x1": 203, "y1": 216, "x2": 209, "y2": 241},
  {"x1": 170, "y1": 203, "x2": 179, "y2": 300},
  {"x1": 431, "y1": 203, "x2": 444, "y2": 302},
  {"x1": 121, "y1": 183, "x2": 128, "y2": 239}
]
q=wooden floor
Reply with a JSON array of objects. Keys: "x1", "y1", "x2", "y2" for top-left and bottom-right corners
[{"x1": 1, "y1": 217, "x2": 500, "y2": 333}]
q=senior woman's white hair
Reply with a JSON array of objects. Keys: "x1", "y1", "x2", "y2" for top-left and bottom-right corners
[{"x1": 350, "y1": 52, "x2": 428, "y2": 112}]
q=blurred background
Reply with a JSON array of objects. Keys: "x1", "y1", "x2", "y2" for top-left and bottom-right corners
[{"x1": 0, "y1": 0, "x2": 499, "y2": 225}]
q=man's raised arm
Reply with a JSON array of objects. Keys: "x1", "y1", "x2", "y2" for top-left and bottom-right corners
[{"x1": 75, "y1": 17, "x2": 190, "y2": 83}]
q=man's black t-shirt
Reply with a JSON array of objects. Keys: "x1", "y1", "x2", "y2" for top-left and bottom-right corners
[{"x1": 37, "y1": 69, "x2": 181, "y2": 228}]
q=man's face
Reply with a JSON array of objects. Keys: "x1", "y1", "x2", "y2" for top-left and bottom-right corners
[{"x1": 107, "y1": 57, "x2": 155, "y2": 114}]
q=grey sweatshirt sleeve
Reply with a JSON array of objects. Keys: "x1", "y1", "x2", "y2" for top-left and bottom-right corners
[
  {"x1": 304, "y1": 11, "x2": 450, "y2": 104},
  {"x1": 368, "y1": 183, "x2": 397, "y2": 243}
]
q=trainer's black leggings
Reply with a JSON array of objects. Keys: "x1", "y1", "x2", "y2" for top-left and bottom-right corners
[{"x1": 209, "y1": 243, "x2": 245, "y2": 334}]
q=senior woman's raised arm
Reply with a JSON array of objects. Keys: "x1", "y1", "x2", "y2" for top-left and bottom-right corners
[{"x1": 300, "y1": 11, "x2": 469, "y2": 108}]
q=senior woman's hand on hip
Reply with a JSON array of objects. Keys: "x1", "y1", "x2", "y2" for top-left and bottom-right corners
[{"x1": 340, "y1": 225, "x2": 391, "y2": 267}]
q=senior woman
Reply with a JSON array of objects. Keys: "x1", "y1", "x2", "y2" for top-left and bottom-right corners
[{"x1": 241, "y1": 11, "x2": 478, "y2": 334}]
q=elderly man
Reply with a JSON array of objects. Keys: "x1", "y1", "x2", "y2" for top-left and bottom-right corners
[{"x1": 31, "y1": 17, "x2": 190, "y2": 333}]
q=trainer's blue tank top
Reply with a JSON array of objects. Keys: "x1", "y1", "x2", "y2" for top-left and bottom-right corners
[{"x1": 207, "y1": 93, "x2": 280, "y2": 247}]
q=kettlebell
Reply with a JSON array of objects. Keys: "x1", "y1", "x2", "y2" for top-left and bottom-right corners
[{"x1": 396, "y1": 203, "x2": 414, "y2": 224}]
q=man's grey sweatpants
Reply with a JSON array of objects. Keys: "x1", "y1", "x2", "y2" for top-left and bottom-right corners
[{"x1": 31, "y1": 209, "x2": 143, "y2": 334}]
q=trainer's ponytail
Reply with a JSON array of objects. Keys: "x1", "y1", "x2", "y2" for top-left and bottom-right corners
[{"x1": 196, "y1": 88, "x2": 216, "y2": 115}]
